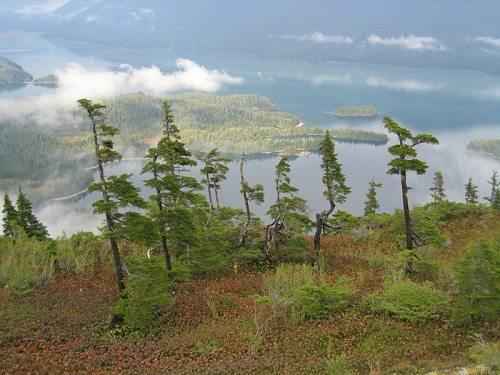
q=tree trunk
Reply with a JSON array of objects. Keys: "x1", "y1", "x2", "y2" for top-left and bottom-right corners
[
  {"x1": 152, "y1": 158, "x2": 172, "y2": 272},
  {"x1": 91, "y1": 118, "x2": 125, "y2": 293},
  {"x1": 239, "y1": 159, "x2": 252, "y2": 247},
  {"x1": 400, "y1": 171, "x2": 413, "y2": 250},
  {"x1": 215, "y1": 188, "x2": 221, "y2": 209},
  {"x1": 206, "y1": 172, "x2": 214, "y2": 211},
  {"x1": 314, "y1": 213, "x2": 322, "y2": 262}
]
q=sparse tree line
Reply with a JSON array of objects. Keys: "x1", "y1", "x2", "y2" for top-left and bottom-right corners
[{"x1": 3, "y1": 100, "x2": 500, "y2": 296}]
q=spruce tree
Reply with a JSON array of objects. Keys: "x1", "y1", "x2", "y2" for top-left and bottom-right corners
[
  {"x1": 364, "y1": 180, "x2": 383, "y2": 216},
  {"x1": 465, "y1": 178, "x2": 479, "y2": 205},
  {"x1": 16, "y1": 189, "x2": 49, "y2": 241},
  {"x1": 239, "y1": 156, "x2": 264, "y2": 246},
  {"x1": 430, "y1": 171, "x2": 446, "y2": 203},
  {"x1": 2, "y1": 193, "x2": 18, "y2": 238},
  {"x1": 79, "y1": 98, "x2": 145, "y2": 293},
  {"x1": 200, "y1": 149, "x2": 230, "y2": 210},
  {"x1": 313, "y1": 131, "x2": 350, "y2": 261},
  {"x1": 384, "y1": 117, "x2": 439, "y2": 251},
  {"x1": 143, "y1": 100, "x2": 202, "y2": 272},
  {"x1": 485, "y1": 171, "x2": 500, "y2": 206},
  {"x1": 265, "y1": 157, "x2": 310, "y2": 261}
]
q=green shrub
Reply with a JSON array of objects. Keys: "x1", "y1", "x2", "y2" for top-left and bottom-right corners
[
  {"x1": 368, "y1": 280, "x2": 448, "y2": 322},
  {"x1": 259, "y1": 264, "x2": 353, "y2": 322},
  {"x1": 114, "y1": 256, "x2": 173, "y2": 334},
  {"x1": 325, "y1": 354, "x2": 354, "y2": 375},
  {"x1": 468, "y1": 341, "x2": 500, "y2": 371},
  {"x1": 454, "y1": 240, "x2": 500, "y2": 323}
]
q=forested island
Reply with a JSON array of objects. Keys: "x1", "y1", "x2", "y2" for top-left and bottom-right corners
[
  {"x1": 0, "y1": 57, "x2": 33, "y2": 86},
  {"x1": 468, "y1": 139, "x2": 500, "y2": 160},
  {"x1": 333, "y1": 105, "x2": 378, "y2": 118}
]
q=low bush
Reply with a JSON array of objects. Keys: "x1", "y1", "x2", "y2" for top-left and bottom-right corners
[
  {"x1": 259, "y1": 264, "x2": 353, "y2": 322},
  {"x1": 468, "y1": 341, "x2": 500, "y2": 371},
  {"x1": 367, "y1": 280, "x2": 448, "y2": 322},
  {"x1": 453, "y1": 240, "x2": 500, "y2": 323},
  {"x1": 114, "y1": 256, "x2": 173, "y2": 335},
  {"x1": 325, "y1": 354, "x2": 354, "y2": 375}
]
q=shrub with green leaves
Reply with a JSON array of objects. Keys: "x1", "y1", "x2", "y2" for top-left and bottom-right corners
[
  {"x1": 259, "y1": 264, "x2": 353, "y2": 322},
  {"x1": 454, "y1": 240, "x2": 500, "y2": 323},
  {"x1": 114, "y1": 256, "x2": 173, "y2": 334},
  {"x1": 368, "y1": 280, "x2": 448, "y2": 322},
  {"x1": 468, "y1": 341, "x2": 500, "y2": 371}
]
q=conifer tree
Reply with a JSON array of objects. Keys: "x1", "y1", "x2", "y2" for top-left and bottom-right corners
[
  {"x1": 200, "y1": 149, "x2": 230, "y2": 210},
  {"x1": 2, "y1": 193, "x2": 18, "y2": 238},
  {"x1": 16, "y1": 189, "x2": 49, "y2": 241},
  {"x1": 465, "y1": 178, "x2": 479, "y2": 205},
  {"x1": 239, "y1": 156, "x2": 264, "y2": 246},
  {"x1": 313, "y1": 132, "x2": 351, "y2": 261},
  {"x1": 430, "y1": 171, "x2": 446, "y2": 203},
  {"x1": 265, "y1": 157, "x2": 310, "y2": 261},
  {"x1": 79, "y1": 98, "x2": 145, "y2": 293},
  {"x1": 485, "y1": 171, "x2": 500, "y2": 206},
  {"x1": 384, "y1": 117, "x2": 439, "y2": 251},
  {"x1": 364, "y1": 180, "x2": 383, "y2": 216},
  {"x1": 493, "y1": 190, "x2": 500, "y2": 211},
  {"x1": 143, "y1": 100, "x2": 202, "y2": 272}
]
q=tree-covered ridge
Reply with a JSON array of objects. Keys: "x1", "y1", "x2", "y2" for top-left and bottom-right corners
[
  {"x1": 0, "y1": 57, "x2": 33, "y2": 86},
  {"x1": 468, "y1": 139, "x2": 500, "y2": 160}
]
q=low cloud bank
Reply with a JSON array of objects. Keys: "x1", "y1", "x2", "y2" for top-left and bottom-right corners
[
  {"x1": 279, "y1": 32, "x2": 354, "y2": 45},
  {"x1": 366, "y1": 77, "x2": 444, "y2": 92},
  {"x1": 474, "y1": 36, "x2": 500, "y2": 48},
  {"x1": 0, "y1": 59, "x2": 243, "y2": 126},
  {"x1": 367, "y1": 34, "x2": 446, "y2": 51}
]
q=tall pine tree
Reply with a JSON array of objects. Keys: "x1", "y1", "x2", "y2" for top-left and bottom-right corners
[
  {"x1": 200, "y1": 149, "x2": 230, "y2": 210},
  {"x1": 465, "y1": 178, "x2": 479, "y2": 205},
  {"x1": 364, "y1": 180, "x2": 383, "y2": 216},
  {"x1": 2, "y1": 193, "x2": 18, "y2": 238},
  {"x1": 79, "y1": 98, "x2": 145, "y2": 293},
  {"x1": 384, "y1": 117, "x2": 439, "y2": 251},
  {"x1": 430, "y1": 171, "x2": 446, "y2": 203},
  {"x1": 16, "y1": 189, "x2": 49, "y2": 241},
  {"x1": 265, "y1": 157, "x2": 310, "y2": 261},
  {"x1": 239, "y1": 156, "x2": 264, "y2": 246},
  {"x1": 313, "y1": 131, "x2": 351, "y2": 262},
  {"x1": 143, "y1": 100, "x2": 202, "y2": 272},
  {"x1": 485, "y1": 171, "x2": 500, "y2": 207}
]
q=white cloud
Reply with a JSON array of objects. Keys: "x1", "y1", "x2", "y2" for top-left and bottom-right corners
[
  {"x1": 310, "y1": 74, "x2": 352, "y2": 86},
  {"x1": 367, "y1": 34, "x2": 446, "y2": 51},
  {"x1": 474, "y1": 36, "x2": 500, "y2": 48},
  {"x1": 0, "y1": 59, "x2": 243, "y2": 125},
  {"x1": 16, "y1": 0, "x2": 70, "y2": 15},
  {"x1": 366, "y1": 77, "x2": 444, "y2": 92},
  {"x1": 280, "y1": 32, "x2": 354, "y2": 45}
]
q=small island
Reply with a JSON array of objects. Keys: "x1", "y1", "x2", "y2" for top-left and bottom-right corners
[{"x1": 333, "y1": 105, "x2": 378, "y2": 119}]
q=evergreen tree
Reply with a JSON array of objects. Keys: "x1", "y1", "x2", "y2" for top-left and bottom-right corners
[
  {"x1": 15, "y1": 189, "x2": 49, "y2": 241},
  {"x1": 384, "y1": 117, "x2": 439, "y2": 251},
  {"x1": 313, "y1": 131, "x2": 351, "y2": 261},
  {"x1": 465, "y1": 178, "x2": 479, "y2": 205},
  {"x1": 239, "y1": 156, "x2": 264, "y2": 246},
  {"x1": 265, "y1": 157, "x2": 310, "y2": 261},
  {"x1": 79, "y1": 98, "x2": 145, "y2": 293},
  {"x1": 493, "y1": 190, "x2": 500, "y2": 211},
  {"x1": 430, "y1": 171, "x2": 446, "y2": 203},
  {"x1": 143, "y1": 100, "x2": 202, "y2": 272},
  {"x1": 364, "y1": 180, "x2": 383, "y2": 216},
  {"x1": 2, "y1": 193, "x2": 18, "y2": 238},
  {"x1": 485, "y1": 171, "x2": 500, "y2": 206},
  {"x1": 200, "y1": 149, "x2": 230, "y2": 210}
]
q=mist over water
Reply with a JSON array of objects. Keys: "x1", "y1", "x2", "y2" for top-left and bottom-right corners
[{"x1": 2, "y1": 33, "x2": 500, "y2": 237}]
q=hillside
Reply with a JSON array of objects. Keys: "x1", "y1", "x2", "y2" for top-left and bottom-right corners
[
  {"x1": 1, "y1": 203, "x2": 500, "y2": 374},
  {"x1": 468, "y1": 139, "x2": 500, "y2": 160},
  {"x1": 0, "y1": 57, "x2": 32, "y2": 86}
]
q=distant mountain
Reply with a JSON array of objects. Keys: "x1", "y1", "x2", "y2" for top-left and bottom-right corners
[{"x1": 0, "y1": 57, "x2": 33, "y2": 86}]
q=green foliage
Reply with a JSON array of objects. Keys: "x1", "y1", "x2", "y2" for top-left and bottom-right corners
[
  {"x1": 15, "y1": 189, "x2": 49, "y2": 241},
  {"x1": 364, "y1": 180, "x2": 383, "y2": 216},
  {"x1": 114, "y1": 256, "x2": 173, "y2": 334},
  {"x1": 200, "y1": 148, "x2": 230, "y2": 209},
  {"x1": 484, "y1": 171, "x2": 500, "y2": 207},
  {"x1": 465, "y1": 178, "x2": 480, "y2": 205},
  {"x1": 368, "y1": 280, "x2": 448, "y2": 322},
  {"x1": 468, "y1": 341, "x2": 500, "y2": 371},
  {"x1": 328, "y1": 210, "x2": 361, "y2": 234},
  {"x1": 454, "y1": 240, "x2": 500, "y2": 323},
  {"x1": 259, "y1": 264, "x2": 352, "y2": 322},
  {"x1": 325, "y1": 354, "x2": 354, "y2": 375},
  {"x1": 2, "y1": 193, "x2": 19, "y2": 238}
]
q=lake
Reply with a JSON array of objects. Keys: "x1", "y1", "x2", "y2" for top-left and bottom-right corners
[{"x1": 1, "y1": 32, "x2": 500, "y2": 235}]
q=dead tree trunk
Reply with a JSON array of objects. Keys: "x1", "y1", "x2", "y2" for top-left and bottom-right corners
[{"x1": 239, "y1": 158, "x2": 252, "y2": 247}]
